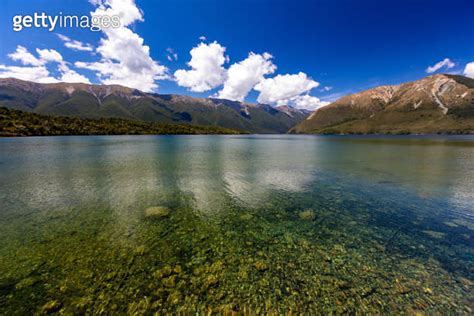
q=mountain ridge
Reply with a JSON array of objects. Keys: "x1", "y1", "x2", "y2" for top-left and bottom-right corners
[
  {"x1": 0, "y1": 77, "x2": 308, "y2": 134},
  {"x1": 291, "y1": 74, "x2": 474, "y2": 134}
]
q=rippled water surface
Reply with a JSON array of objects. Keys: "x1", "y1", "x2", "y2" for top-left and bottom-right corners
[{"x1": 0, "y1": 135, "x2": 473, "y2": 313}]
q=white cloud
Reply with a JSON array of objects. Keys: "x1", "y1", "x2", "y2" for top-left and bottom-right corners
[
  {"x1": 0, "y1": 65, "x2": 58, "y2": 83},
  {"x1": 0, "y1": 45, "x2": 89, "y2": 84},
  {"x1": 75, "y1": 0, "x2": 167, "y2": 92},
  {"x1": 174, "y1": 41, "x2": 227, "y2": 92},
  {"x1": 58, "y1": 63, "x2": 91, "y2": 83},
  {"x1": 57, "y1": 34, "x2": 94, "y2": 52},
  {"x1": 464, "y1": 62, "x2": 474, "y2": 78},
  {"x1": 36, "y1": 48, "x2": 63, "y2": 63},
  {"x1": 8, "y1": 46, "x2": 44, "y2": 66},
  {"x1": 426, "y1": 58, "x2": 455, "y2": 73},
  {"x1": 255, "y1": 72, "x2": 319, "y2": 104},
  {"x1": 90, "y1": 0, "x2": 143, "y2": 26},
  {"x1": 279, "y1": 95, "x2": 329, "y2": 111},
  {"x1": 199, "y1": 35, "x2": 207, "y2": 41},
  {"x1": 216, "y1": 52, "x2": 276, "y2": 101}
]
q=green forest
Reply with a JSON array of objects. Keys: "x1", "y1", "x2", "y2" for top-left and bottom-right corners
[{"x1": 0, "y1": 107, "x2": 244, "y2": 136}]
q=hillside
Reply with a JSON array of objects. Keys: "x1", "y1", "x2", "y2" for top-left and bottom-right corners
[
  {"x1": 0, "y1": 107, "x2": 243, "y2": 136},
  {"x1": 0, "y1": 78, "x2": 308, "y2": 134},
  {"x1": 291, "y1": 74, "x2": 474, "y2": 134}
]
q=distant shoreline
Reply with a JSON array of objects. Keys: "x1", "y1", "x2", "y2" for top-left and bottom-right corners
[{"x1": 0, "y1": 107, "x2": 245, "y2": 137}]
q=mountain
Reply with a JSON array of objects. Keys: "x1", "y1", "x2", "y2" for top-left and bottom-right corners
[
  {"x1": 0, "y1": 78, "x2": 308, "y2": 134},
  {"x1": 291, "y1": 74, "x2": 474, "y2": 134}
]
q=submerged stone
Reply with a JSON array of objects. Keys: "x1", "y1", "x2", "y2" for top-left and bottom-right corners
[
  {"x1": 422, "y1": 230, "x2": 445, "y2": 239},
  {"x1": 423, "y1": 287, "x2": 433, "y2": 294},
  {"x1": 162, "y1": 275, "x2": 177, "y2": 288},
  {"x1": 15, "y1": 277, "x2": 35, "y2": 290},
  {"x1": 204, "y1": 275, "x2": 219, "y2": 288},
  {"x1": 144, "y1": 206, "x2": 170, "y2": 219},
  {"x1": 168, "y1": 291, "x2": 182, "y2": 305},
  {"x1": 135, "y1": 245, "x2": 146, "y2": 256},
  {"x1": 40, "y1": 300, "x2": 61, "y2": 314},
  {"x1": 254, "y1": 261, "x2": 269, "y2": 271},
  {"x1": 298, "y1": 209, "x2": 316, "y2": 221},
  {"x1": 154, "y1": 265, "x2": 181, "y2": 279},
  {"x1": 240, "y1": 213, "x2": 253, "y2": 220}
]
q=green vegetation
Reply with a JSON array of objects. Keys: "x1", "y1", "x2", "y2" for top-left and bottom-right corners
[{"x1": 0, "y1": 107, "x2": 244, "y2": 136}]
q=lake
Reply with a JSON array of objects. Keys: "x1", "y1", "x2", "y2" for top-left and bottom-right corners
[{"x1": 0, "y1": 135, "x2": 473, "y2": 313}]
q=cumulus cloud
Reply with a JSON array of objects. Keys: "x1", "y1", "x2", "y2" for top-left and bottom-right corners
[
  {"x1": 174, "y1": 41, "x2": 227, "y2": 92},
  {"x1": 8, "y1": 46, "x2": 44, "y2": 66},
  {"x1": 464, "y1": 62, "x2": 474, "y2": 78},
  {"x1": 57, "y1": 34, "x2": 94, "y2": 52},
  {"x1": 254, "y1": 72, "x2": 319, "y2": 104},
  {"x1": 216, "y1": 52, "x2": 276, "y2": 101},
  {"x1": 280, "y1": 95, "x2": 330, "y2": 111},
  {"x1": 426, "y1": 58, "x2": 455, "y2": 73},
  {"x1": 90, "y1": 0, "x2": 143, "y2": 26},
  {"x1": 75, "y1": 0, "x2": 167, "y2": 91},
  {"x1": 0, "y1": 65, "x2": 57, "y2": 83},
  {"x1": 199, "y1": 35, "x2": 207, "y2": 41},
  {"x1": 58, "y1": 63, "x2": 91, "y2": 83},
  {"x1": 0, "y1": 45, "x2": 90, "y2": 84},
  {"x1": 36, "y1": 48, "x2": 63, "y2": 63}
]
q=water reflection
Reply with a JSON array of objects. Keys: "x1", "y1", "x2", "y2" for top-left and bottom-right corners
[{"x1": 1, "y1": 135, "x2": 473, "y2": 219}]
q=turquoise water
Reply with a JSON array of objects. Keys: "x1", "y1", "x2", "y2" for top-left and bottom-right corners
[{"x1": 0, "y1": 135, "x2": 473, "y2": 313}]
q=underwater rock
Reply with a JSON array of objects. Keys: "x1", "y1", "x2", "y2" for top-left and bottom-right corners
[
  {"x1": 40, "y1": 300, "x2": 61, "y2": 314},
  {"x1": 135, "y1": 245, "x2": 146, "y2": 256},
  {"x1": 144, "y1": 206, "x2": 170, "y2": 219},
  {"x1": 457, "y1": 276, "x2": 472, "y2": 288},
  {"x1": 162, "y1": 275, "x2": 177, "y2": 288},
  {"x1": 168, "y1": 291, "x2": 181, "y2": 305},
  {"x1": 298, "y1": 209, "x2": 316, "y2": 221},
  {"x1": 209, "y1": 260, "x2": 224, "y2": 273},
  {"x1": 254, "y1": 261, "x2": 269, "y2": 271},
  {"x1": 15, "y1": 277, "x2": 35, "y2": 290},
  {"x1": 238, "y1": 267, "x2": 249, "y2": 280},
  {"x1": 204, "y1": 275, "x2": 219, "y2": 288},
  {"x1": 154, "y1": 265, "x2": 182, "y2": 279},
  {"x1": 173, "y1": 265, "x2": 183, "y2": 274},
  {"x1": 422, "y1": 230, "x2": 445, "y2": 239},
  {"x1": 240, "y1": 213, "x2": 253, "y2": 221}
]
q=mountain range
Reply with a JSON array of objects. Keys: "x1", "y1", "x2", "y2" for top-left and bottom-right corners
[
  {"x1": 1, "y1": 74, "x2": 474, "y2": 135},
  {"x1": 291, "y1": 74, "x2": 474, "y2": 134},
  {"x1": 0, "y1": 78, "x2": 309, "y2": 134}
]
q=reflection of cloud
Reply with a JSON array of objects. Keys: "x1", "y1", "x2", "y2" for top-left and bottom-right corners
[
  {"x1": 6, "y1": 135, "x2": 472, "y2": 235},
  {"x1": 445, "y1": 150, "x2": 474, "y2": 212},
  {"x1": 221, "y1": 136, "x2": 318, "y2": 208},
  {"x1": 175, "y1": 137, "x2": 227, "y2": 216}
]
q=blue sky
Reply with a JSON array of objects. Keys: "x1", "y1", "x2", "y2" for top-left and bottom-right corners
[{"x1": 0, "y1": 0, "x2": 473, "y2": 109}]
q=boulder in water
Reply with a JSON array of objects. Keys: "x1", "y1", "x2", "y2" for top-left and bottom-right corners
[
  {"x1": 145, "y1": 206, "x2": 170, "y2": 219},
  {"x1": 298, "y1": 209, "x2": 316, "y2": 221}
]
